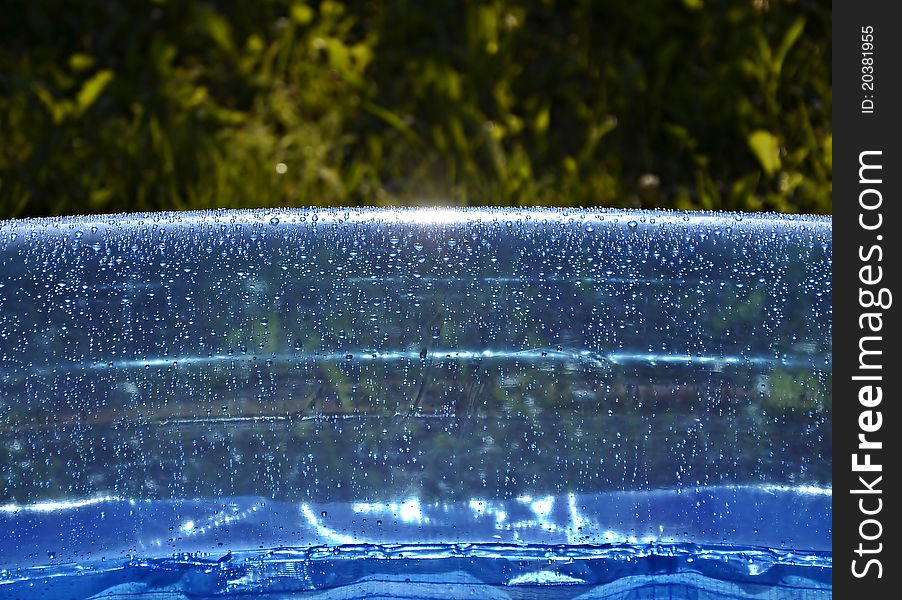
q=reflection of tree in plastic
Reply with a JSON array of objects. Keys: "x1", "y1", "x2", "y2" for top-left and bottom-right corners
[{"x1": 0, "y1": 209, "x2": 830, "y2": 507}]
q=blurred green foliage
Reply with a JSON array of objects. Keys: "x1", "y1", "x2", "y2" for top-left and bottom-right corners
[{"x1": 0, "y1": 0, "x2": 831, "y2": 218}]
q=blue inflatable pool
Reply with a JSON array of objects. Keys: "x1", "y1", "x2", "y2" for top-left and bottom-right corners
[{"x1": 0, "y1": 208, "x2": 831, "y2": 598}]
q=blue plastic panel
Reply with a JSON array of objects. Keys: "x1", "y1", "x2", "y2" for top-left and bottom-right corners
[{"x1": 0, "y1": 209, "x2": 831, "y2": 598}]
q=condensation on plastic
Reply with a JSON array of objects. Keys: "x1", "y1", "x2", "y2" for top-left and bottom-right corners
[{"x1": 0, "y1": 208, "x2": 831, "y2": 597}]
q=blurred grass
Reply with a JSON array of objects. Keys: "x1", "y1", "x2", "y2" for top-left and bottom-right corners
[{"x1": 0, "y1": 0, "x2": 831, "y2": 218}]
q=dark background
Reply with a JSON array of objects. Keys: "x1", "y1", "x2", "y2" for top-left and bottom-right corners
[
  {"x1": 833, "y1": 0, "x2": 898, "y2": 595},
  {"x1": 0, "y1": 0, "x2": 831, "y2": 218}
]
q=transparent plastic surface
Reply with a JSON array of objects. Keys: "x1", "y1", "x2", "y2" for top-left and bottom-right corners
[{"x1": 0, "y1": 208, "x2": 831, "y2": 598}]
